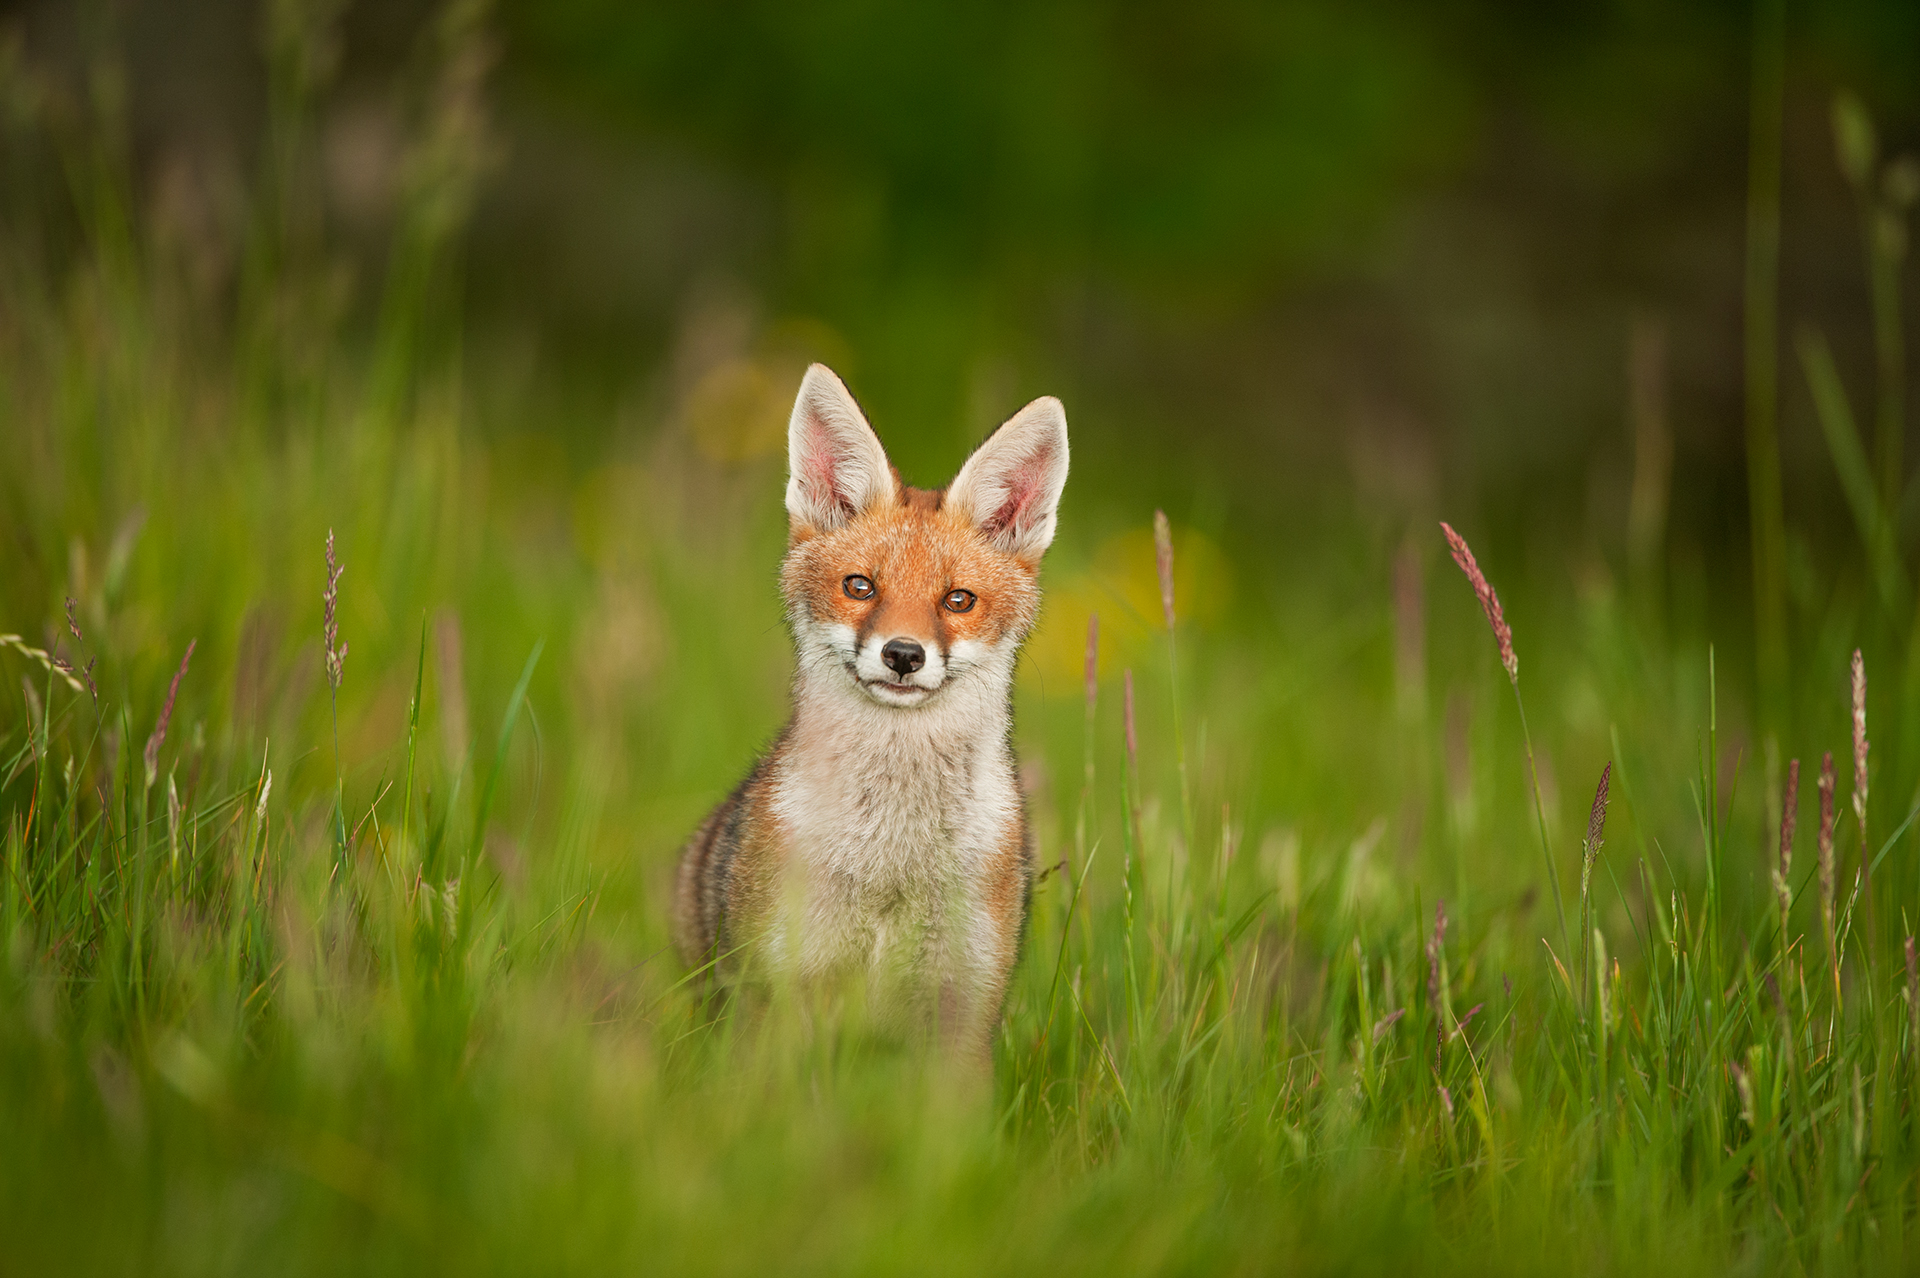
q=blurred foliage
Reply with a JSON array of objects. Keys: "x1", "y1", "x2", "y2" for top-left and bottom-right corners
[
  {"x1": 0, "y1": 1, "x2": 1918, "y2": 1272},
  {"x1": 488, "y1": 0, "x2": 1918, "y2": 489}
]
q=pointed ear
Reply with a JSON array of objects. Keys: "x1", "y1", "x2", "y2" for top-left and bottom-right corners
[
  {"x1": 946, "y1": 395, "x2": 1070, "y2": 566},
  {"x1": 785, "y1": 364, "x2": 896, "y2": 535}
]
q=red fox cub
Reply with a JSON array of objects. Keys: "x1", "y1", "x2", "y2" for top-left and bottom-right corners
[{"x1": 673, "y1": 363, "x2": 1069, "y2": 1064}]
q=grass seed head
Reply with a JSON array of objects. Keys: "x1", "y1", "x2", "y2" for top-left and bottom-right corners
[
  {"x1": 1818, "y1": 752, "x2": 1837, "y2": 917},
  {"x1": 324, "y1": 529, "x2": 349, "y2": 692},
  {"x1": 58, "y1": 598, "x2": 99, "y2": 705},
  {"x1": 143, "y1": 638, "x2": 196, "y2": 789},
  {"x1": 1153, "y1": 510, "x2": 1175, "y2": 632},
  {"x1": 1439, "y1": 522, "x2": 1516, "y2": 684},
  {"x1": 1583, "y1": 763, "x2": 1611, "y2": 858},
  {"x1": 1851, "y1": 649, "x2": 1868, "y2": 826},
  {"x1": 1580, "y1": 764, "x2": 1611, "y2": 923},
  {"x1": 2, "y1": 634, "x2": 85, "y2": 694},
  {"x1": 1123, "y1": 667, "x2": 1137, "y2": 766}
]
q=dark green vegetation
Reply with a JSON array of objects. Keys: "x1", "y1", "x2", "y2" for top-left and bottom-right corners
[{"x1": 6, "y1": 2, "x2": 1920, "y2": 1273}]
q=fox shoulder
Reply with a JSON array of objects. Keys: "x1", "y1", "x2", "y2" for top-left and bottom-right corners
[{"x1": 671, "y1": 746, "x2": 787, "y2": 970}]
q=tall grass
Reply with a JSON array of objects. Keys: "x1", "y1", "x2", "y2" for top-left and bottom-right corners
[{"x1": 6, "y1": 9, "x2": 1920, "y2": 1276}]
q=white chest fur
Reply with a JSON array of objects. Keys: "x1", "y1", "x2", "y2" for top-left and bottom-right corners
[{"x1": 767, "y1": 671, "x2": 1020, "y2": 985}]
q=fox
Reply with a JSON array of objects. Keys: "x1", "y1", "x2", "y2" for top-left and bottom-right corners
[{"x1": 672, "y1": 362, "x2": 1070, "y2": 1066}]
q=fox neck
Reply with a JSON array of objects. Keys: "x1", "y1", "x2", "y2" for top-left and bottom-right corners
[
  {"x1": 789, "y1": 649, "x2": 1016, "y2": 774},
  {"x1": 777, "y1": 645, "x2": 1021, "y2": 884}
]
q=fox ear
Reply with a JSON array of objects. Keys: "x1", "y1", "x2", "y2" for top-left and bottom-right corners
[
  {"x1": 785, "y1": 364, "x2": 896, "y2": 535},
  {"x1": 946, "y1": 395, "x2": 1070, "y2": 566}
]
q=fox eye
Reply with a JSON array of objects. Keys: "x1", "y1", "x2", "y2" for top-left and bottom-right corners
[
  {"x1": 844, "y1": 575, "x2": 875, "y2": 600},
  {"x1": 944, "y1": 589, "x2": 977, "y2": 614}
]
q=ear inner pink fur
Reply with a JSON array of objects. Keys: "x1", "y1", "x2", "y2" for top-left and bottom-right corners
[
  {"x1": 802, "y1": 423, "x2": 841, "y2": 517},
  {"x1": 981, "y1": 444, "x2": 1055, "y2": 538}
]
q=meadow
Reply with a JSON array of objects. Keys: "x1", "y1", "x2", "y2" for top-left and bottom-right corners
[{"x1": 7, "y1": 10, "x2": 1920, "y2": 1276}]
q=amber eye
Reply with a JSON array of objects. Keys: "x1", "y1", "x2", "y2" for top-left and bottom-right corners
[
  {"x1": 944, "y1": 589, "x2": 977, "y2": 613},
  {"x1": 844, "y1": 575, "x2": 875, "y2": 600}
]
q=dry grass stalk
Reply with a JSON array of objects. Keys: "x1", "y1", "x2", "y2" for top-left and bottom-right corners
[
  {"x1": 1580, "y1": 763, "x2": 1611, "y2": 1015},
  {"x1": 1152, "y1": 510, "x2": 1192, "y2": 843},
  {"x1": 1153, "y1": 510, "x2": 1175, "y2": 632},
  {"x1": 1850, "y1": 649, "x2": 1872, "y2": 945},
  {"x1": 143, "y1": 639, "x2": 197, "y2": 789},
  {"x1": 1818, "y1": 751, "x2": 1840, "y2": 1006},
  {"x1": 1774, "y1": 758, "x2": 1799, "y2": 957},
  {"x1": 1121, "y1": 665, "x2": 1143, "y2": 1039},
  {"x1": 167, "y1": 773, "x2": 183, "y2": 874},
  {"x1": 1731, "y1": 1059, "x2": 1755, "y2": 1128}
]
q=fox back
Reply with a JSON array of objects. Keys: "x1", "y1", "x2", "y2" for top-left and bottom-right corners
[{"x1": 672, "y1": 363, "x2": 1069, "y2": 1062}]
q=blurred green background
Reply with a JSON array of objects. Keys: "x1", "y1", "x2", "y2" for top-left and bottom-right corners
[
  {"x1": 4, "y1": 0, "x2": 1920, "y2": 961},
  {"x1": 4, "y1": 0, "x2": 1920, "y2": 989},
  {"x1": 4, "y1": 3, "x2": 1920, "y2": 1270},
  {"x1": 10, "y1": 0, "x2": 1919, "y2": 687}
]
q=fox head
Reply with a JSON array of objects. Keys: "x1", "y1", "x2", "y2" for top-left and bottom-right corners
[{"x1": 780, "y1": 364, "x2": 1069, "y2": 710}]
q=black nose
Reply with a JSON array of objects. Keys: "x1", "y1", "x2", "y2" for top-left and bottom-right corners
[{"x1": 881, "y1": 638, "x2": 926, "y2": 677}]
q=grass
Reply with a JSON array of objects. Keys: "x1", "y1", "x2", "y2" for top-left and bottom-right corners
[{"x1": 7, "y1": 17, "x2": 1920, "y2": 1277}]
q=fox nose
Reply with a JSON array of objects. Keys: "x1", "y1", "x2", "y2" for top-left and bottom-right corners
[{"x1": 881, "y1": 638, "x2": 926, "y2": 677}]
